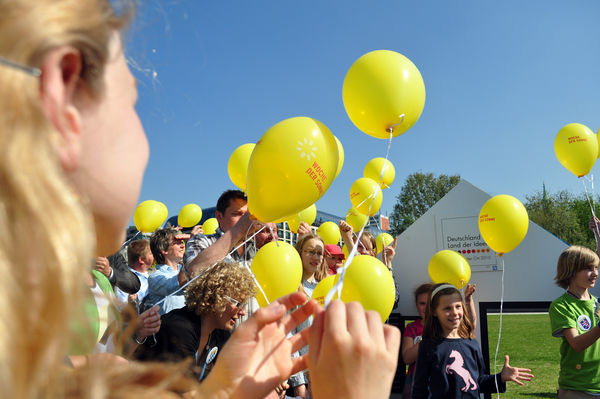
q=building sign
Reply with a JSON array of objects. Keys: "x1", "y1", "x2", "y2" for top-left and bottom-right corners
[{"x1": 437, "y1": 216, "x2": 501, "y2": 272}]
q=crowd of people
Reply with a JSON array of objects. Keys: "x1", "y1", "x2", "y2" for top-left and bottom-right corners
[{"x1": 2, "y1": 0, "x2": 600, "y2": 398}]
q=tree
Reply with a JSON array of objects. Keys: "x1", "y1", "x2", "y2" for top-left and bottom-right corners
[
  {"x1": 525, "y1": 185, "x2": 600, "y2": 249},
  {"x1": 390, "y1": 172, "x2": 460, "y2": 236}
]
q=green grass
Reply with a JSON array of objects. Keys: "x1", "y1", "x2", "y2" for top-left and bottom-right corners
[{"x1": 486, "y1": 314, "x2": 560, "y2": 398}]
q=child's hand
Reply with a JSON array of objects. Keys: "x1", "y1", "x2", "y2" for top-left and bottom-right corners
[
  {"x1": 464, "y1": 284, "x2": 477, "y2": 302},
  {"x1": 500, "y1": 355, "x2": 533, "y2": 385}
]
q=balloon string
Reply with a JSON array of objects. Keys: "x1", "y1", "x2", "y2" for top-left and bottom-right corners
[
  {"x1": 493, "y1": 256, "x2": 505, "y2": 398},
  {"x1": 150, "y1": 225, "x2": 268, "y2": 309},
  {"x1": 385, "y1": 114, "x2": 405, "y2": 135},
  {"x1": 582, "y1": 175, "x2": 600, "y2": 250},
  {"x1": 324, "y1": 130, "x2": 394, "y2": 307}
]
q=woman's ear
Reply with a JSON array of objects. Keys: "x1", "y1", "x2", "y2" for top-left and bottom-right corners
[{"x1": 39, "y1": 46, "x2": 83, "y2": 172}]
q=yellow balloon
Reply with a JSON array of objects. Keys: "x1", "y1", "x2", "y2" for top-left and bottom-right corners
[
  {"x1": 227, "y1": 143, "x2": 255, "y2": 191},
  {"x1": 133, "y1": 200, "x2": 168, "y2": 233},
  {"x1": 251, "y1": 241, "x2": 303, "y2": 307},
  {"x1": 428, "y1": 250, "x2": 471, "y2": 289},
  {"x1": 343, "y1": 50, "x2": 426, "y2": 139},
  {"x1": 286, "y1": 204, "x2": 317, "y2": 233},
  {"x1": 345, "y1": 206, "x2": 368, "y2": 232},
  {"x1": 341, "y1": 244, "x2": 349, "y2": 259},
  {"x1": 554, "y1": 123, "x2": 598, "y2": 177},
  {"x1": 317, "y1": 221, "x2": 341, "y2": 245},
  {"x1": 334, "y1": 136, "x2": 344, "y2": 179},
  {"x1": 350, "y1": 177, "x2": 382, "y2": 216},
  {"x1": 375, "y1": 233, "x2": 394, "y2": 254},
  {"x1": 247, "y1": 117, "x2": 338, "y2": 222},
  {"x1": 202, "y1": 218, "x2": 219, "y2": 235},
  {"x1": 311, "y1": 274, "x2": 339, "y2": 306},
  {"x1": 178, "y1": 204, "x2": 203, "y2": 228},
  {"x1": 364, "y1": 157, "x2": 395, "y2": 189},
  {"x1": 340, "y1": 255, "x2": 396, "y2": 321},
  {"x1": 478, "y1": 195, "x2": 529, "y2": 254}
]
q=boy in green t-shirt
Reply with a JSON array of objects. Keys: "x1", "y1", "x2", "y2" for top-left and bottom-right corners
[{"x1": 549, "y1": 245, "x2": 600, "y2": 398}]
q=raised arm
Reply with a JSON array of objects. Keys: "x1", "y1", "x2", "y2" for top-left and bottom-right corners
[{"x1": 179, "y1": 213, "x2": 257, "y2": 285}]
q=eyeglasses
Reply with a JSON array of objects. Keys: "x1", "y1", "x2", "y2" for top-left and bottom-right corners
[
  {"x1": 0, "y1": 56, "x2": 41, "y2": 77},
  {"x1": 224, "y1": 295, "x2": 246, "y2": 308},
  {"x1": 303, "y1": 249, "x2": 324, "y2": 258}
]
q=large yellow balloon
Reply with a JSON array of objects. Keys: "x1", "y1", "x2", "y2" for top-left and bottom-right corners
[
  {"x1": 317, "y1": 221, "x2": 341, "y2": 245},
  {"x1": 343, "y1": 50, "x2": 426, "y2": 139},
  {"x1": 247, "y1": 117, "x2": 338, "y2": 222},
  {"x1": 340, "y1": 255, "x2": 396, "y2": 321},
  {"x1": 375, "y1": 233, "x2": 394, "y2": 254},
  {"x1": 311, "y1": 274, "x2": 339, "y2": 306},
  {"x1": 345, "y1": 206, "x2": 368, "y2": 232},
  {"x1": 350, "y1": 177, "x2": 382, "y2": 216},
  {"x1": 428, "y1": 250, "x2": 471, "y2": 289},
  {"x1": 202, "y1": 218, "x2": 219, "y2": 235},
  {"x1": 286, "y1": 204, "x2": 317, "y2": 233},
  {"x1": 478, "y1": 195, "x2": 529, "y2": 254},
  {"x1": 227, "y1": 143, "x2": 255, "y2": 191},
  {"x1": 597, "y1": 129, "x2": 600, "y2": 159},
  {"x1": 364, "y1": 158, "x2": 395, "y2": 189},
  {"x1": 134, "y1": 200, "x2": 168, "y2": 233},
  {"x1": 334, "y1": 136, "x2": 344, "y2": 179},
  {"x1": 554, "y1": 123, "x2": 598, "y2": 177},
  {"x1": 251, "y1": 241, "x2": 303, "y2": 307},
  {"x1": 178, "y1": 204, "x2": 202, "y2": 228}
]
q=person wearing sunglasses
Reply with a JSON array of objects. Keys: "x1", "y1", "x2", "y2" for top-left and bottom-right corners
[{"x1": 135, "y1": 260, "x2": 254, "y2": 380}]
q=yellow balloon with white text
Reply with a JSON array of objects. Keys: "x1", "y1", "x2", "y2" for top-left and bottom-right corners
[
  {"x1": 428, "y1": 250, "x2": 471, "y2": 289},
  {"x1": 364, "y1": 158, "x2": 395, "y2": 189},
  {"x1": 343, "y1": 50, "x2": 426, "y2": 139},
  {"x1": 554, "y1": 123, "x2": 597, "y2": 177},
  {"x1": 202, "y1": 218, "x2": 219, "y2": 235},
  {"x1": 478, "y1": 195, "x2": 529, "y2": 254},
  {"x1": 286, "y1": 204, "x2": 317, "y2": 233},
  {"x1": 317, "y1": 221, "x2": 341, "y2": 245},
  {"x1": 252, "y1": 241, "x2": 303, "y2": 307},
  {"x1": 227, "y1": 143, "x2": 255, "y2": 191},
  {"x1": 340, "y1": 255, "x2": 396, "y2": 321},
  {"x1": 247, "y1": 117, "x2": 338, "y2": 222},
  {"x1": 350, "y1": 177, "x2": 382, "y2": 216}
]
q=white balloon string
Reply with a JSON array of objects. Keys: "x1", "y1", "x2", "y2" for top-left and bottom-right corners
[
  {"x1": 324, "y1": 130, "x2": 395, "y2": 307},
  {"x1": 493, "y1": 256, "x2": 505, "y2": 398},
  {"x1": 150, "y1": 225, "x2": 267, "y2": 309},
  {"x1": 122, "y1": 230, "x2": 142, "y2": 247},
  {"x1": 582, "y1": 175, "x2": 600, "y2": 250}
]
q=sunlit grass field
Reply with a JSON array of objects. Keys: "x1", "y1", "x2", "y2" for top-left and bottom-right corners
[{"x1": 486, "y1": 313, "x2": 560, "y2": 398}]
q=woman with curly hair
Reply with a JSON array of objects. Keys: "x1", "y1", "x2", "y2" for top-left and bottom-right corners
[{"x1": 136, "y1": 260, "x2": 255, "y2": 380}]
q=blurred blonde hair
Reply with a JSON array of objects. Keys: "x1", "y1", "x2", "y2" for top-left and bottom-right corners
[{"x1": 0, "y1": 0, "x2": 130, "y2": 397}]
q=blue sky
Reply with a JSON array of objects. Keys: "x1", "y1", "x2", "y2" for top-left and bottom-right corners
[{"x1": 126, "y1": 0, "x2": 600, "y2": 223}]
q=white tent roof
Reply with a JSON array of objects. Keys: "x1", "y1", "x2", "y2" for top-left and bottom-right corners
[{"x1": 391, "y1": 179, "x2": 570, "y2": 319}]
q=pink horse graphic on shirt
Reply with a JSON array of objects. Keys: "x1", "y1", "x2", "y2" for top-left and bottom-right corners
[{"x1": 446, "y1": 350, "x2": 478, "y2": 392}]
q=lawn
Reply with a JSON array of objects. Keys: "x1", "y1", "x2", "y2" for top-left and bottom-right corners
[{"x1": 486, "y1": 313, "x2": 560, "y2": 398}]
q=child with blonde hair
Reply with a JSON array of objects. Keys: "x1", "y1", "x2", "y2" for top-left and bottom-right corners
[{"x1": 550, "y1": 245, "x2": 600, "y2": 398}]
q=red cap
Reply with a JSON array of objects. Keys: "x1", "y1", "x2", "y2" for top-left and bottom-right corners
[{"x1": 324, "y1": 244, "x2": 345, "y2": 259}]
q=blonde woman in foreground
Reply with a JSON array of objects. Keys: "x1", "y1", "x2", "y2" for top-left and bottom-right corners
[{"x1": 0, "y1": 0, "x2": 400, "y2": 397}]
